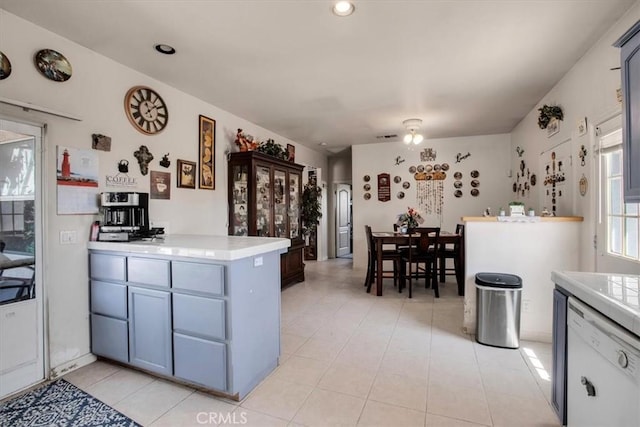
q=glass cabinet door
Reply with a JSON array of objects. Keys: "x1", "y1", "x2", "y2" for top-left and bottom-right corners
[
  {"x1": 256, "y1": 166, "x2": 271, "y2": 237},
  {"x1": 274, "y1": 169, "x2": 287, "y2": 238},
  {"x1": 231, "y1": 165, "x2": 248, "y2": 236},
  {"x1": 289, "y1": 172, "x2": 300, "y2": 239}
]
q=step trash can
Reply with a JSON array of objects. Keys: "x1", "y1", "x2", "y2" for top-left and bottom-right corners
[{"x1": 475, "y1": 272, "x2": 523, "y2": 349}]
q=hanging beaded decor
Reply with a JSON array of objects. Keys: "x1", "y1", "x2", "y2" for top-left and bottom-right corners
[{"x1": 416, "y1": 179, "x2": 444, "y2": 221}]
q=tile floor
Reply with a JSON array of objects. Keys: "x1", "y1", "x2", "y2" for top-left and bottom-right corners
[{"x1": 61, "y1": 258, "x2": 560, "y2": 426}]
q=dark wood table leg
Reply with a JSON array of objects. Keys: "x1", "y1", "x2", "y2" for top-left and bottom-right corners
[{"x1": 376, "y1": 239, "x2": 383, "y2": 296}]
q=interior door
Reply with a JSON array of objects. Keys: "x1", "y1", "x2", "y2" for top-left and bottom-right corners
[
  {"x1": 0, "y1": 119, "x2": 44, "y2": 399},
  {"x1": 336, "y1": 184, "x2": 351, "y2": 257}
]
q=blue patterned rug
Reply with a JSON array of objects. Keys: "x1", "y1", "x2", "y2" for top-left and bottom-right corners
[{"x1": 0, "y1": 379, "x2": 141, "y2": 426}]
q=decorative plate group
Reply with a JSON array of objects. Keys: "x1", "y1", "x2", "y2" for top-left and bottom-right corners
[
  {"x1": 452, "y1": 170, "x2": 480, "y2": 197},
  {"x1": 0, "y1": 48, "x2": 74, "y2": 82}
]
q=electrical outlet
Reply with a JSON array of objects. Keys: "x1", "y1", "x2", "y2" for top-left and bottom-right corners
[
  {"x1": 522, "y1": 299, "x2": 531, "y2": 313},
  {"x1": 254, "y1": 256, "x2": 263, "y2": 267}
]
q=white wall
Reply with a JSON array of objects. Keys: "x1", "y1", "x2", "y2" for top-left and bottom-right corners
[
  {"x1": 352, "y1": 134, "x2": 512, "y2": 270},
  {"x1": 0, "y1": 10, "x2": 327, "y2": 374},
  {"x1": 510, "y1": 1, "x2": 640, "y2": 272}
]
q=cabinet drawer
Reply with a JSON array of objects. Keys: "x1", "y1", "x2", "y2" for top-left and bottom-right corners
[
  {"x1": 174, "y1": 332, "x2": 226, "y2": 391},
  {"x1": 173, "y1": 294, "x2": 225, "y2": 340},
  {"x1": 90, "y1": 280, "x2": 127, "y2": 319},
  {"x1": 127, "y1": 257, "x2": 170, "y2": 288},
  {"x1": 172, "y1": 261, "x2": 224, "y2": 296},
  {"x1": 90, "y1": 253, "x2": 126, "y2": 282},
  {"x1": 91, "y1": 314, "x2": 128, "y2": 363}
]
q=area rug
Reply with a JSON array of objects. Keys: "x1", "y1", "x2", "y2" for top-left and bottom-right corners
[{"x1": 0, "y1": 379, "x2": 141, "y2": 426}]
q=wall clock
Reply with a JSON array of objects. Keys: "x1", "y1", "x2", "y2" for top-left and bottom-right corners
[{"x1": 124, "y1": 86, "x2": 168, "y2": 135}]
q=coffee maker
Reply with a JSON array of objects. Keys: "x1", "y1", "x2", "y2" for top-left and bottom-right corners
[{"x1": 98, "y1": 192, "x2": 149, "y2": 241}]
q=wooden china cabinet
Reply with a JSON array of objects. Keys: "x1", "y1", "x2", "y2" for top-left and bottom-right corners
[{"x1": 227, "y1": 151, "x2": 305, "y2": 287}]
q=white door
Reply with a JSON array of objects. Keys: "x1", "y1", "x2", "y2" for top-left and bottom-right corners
[
  {"x1": 595, "y1": 115, "x2": 640, "y2": 274},
  {"x1": 336, "y1": 184, "x2": 351, "y2": 257},
  {"x1": 0, "y1": 119, "x2": 44, "y2": 399}
]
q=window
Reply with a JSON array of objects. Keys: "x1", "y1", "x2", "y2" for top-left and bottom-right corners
[{"x1": 602, "y1": 129, "x2": 640, "y2": 262}]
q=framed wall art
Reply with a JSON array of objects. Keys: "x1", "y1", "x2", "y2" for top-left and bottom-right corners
[
  {"x1": 177, "y1": 159, "x2": 196, "y2": 189},
  {"x1": 286, "y1": 144, "x2": 295, "y2": 162},
  {"x1": 199, "y1": 115, "x2": 215, "y2": 189}
]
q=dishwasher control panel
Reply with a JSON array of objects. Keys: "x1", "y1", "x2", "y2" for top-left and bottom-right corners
[{"x1": 568, "y1": 298, "x2": 640, "y2": 382}]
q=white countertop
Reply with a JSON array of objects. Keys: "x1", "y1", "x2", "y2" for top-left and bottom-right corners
[
  {"x1": 552, "y1": 271, "x2": 640, "y2": 336},
  {"x1": 87, "y1": 234, "x2": 291, "y2": 261}
]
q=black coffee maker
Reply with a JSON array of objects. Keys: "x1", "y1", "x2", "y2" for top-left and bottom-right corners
[{"x1": 98, "y1": 192, "x2": 149, "y2": 241}]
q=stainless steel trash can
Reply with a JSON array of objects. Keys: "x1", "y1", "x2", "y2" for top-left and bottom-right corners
[{"x1": 475, "y1": 272, "x2": 522, "y2": 349}]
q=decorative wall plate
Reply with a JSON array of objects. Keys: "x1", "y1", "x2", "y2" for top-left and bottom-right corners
[
  {"x1": 433, "y1": 164, "x2": 441, "y2": 171},
  {"x1": 364, "y1": 175, "x2": 370, "y2": 182},
  {"x1": 471, "y1": 188, "x2": 480, "y2": 197},
  {"x1": 393, "y1": 176, "x2": 402, "y2": 184},
  {"x1": 454, "y1": 190, "x2": 463, "y2": 198},
  {"x1": 471, "y1": 179, "x2": 480, "y2": 188},
  {"x1": 402, "y1": 181, "x2": 410, "y2": 189},
  {"x1": 441, "y1": 163, "x2": 450, "y2": 171},
  {"x1": 425, "y1": 164, "x2": 433, "y2": 172},
  {"x1": 417, "y1": 165, "x2": 425, "y2": 173},
  {"x1": 34, "y1": 49, "x2": 72, "y2": 82},
  {"x1": 363, "y1": 184, "x2": 371, "y2": 191},
  {"x1": 454, "y1": 181, "x2": 463, "y2": 189},
  {"x1": 364, "y1": 193, "x2": 371, "y2": 200},
  {"x1": 0, "y1": 51, "x2": 11, "y2": 80},
  {"x1": 409, "y1": 166, "x2": 416, "y2": 173},
  {"x1": 454, "y1": 172, "x2": 462, "y2": 180},
  {"x1": 470, "y1": 170, "x2": 480, "y2": 178},
  {"x1": 397, "y1": 191, "x2": 405, "y2": 199}
]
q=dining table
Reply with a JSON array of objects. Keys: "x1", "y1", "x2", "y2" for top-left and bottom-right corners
[{"x1": 370, "y1": 231, "x2": 463, "y2": 297}]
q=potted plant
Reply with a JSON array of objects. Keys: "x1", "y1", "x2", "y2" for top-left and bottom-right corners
[
  {"x1": 301, "y1": 181, "x2": 322, "y2": 237},
  {"x1": 537, "y1": 105, "x2": 564, "y2": 129},
  {"x1": 256, "y1": 138, "x2": 287, "y2": 160}
]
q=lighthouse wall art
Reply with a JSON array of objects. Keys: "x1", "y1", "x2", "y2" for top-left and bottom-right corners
[{"x1": 56, "y1": 146, "x2": 99, "y2": 214}]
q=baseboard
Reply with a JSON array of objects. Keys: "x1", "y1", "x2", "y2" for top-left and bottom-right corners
[{"x1": 49, "y1": 353, "x2": 97, "y2": 380}]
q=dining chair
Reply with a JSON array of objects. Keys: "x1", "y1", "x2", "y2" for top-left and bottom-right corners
[
  {"x1": 0, "y1": 241, "x2": 35, "y2": 305},
  {"x1": 401, "y1": 227, "x2": 440, "y2": 298},
  {"x1": 438, "y1": 224, "x2": 465, "y2": 295},
  {"x1": 364, "y1": 225, "x2": 401, "y2": 293}
]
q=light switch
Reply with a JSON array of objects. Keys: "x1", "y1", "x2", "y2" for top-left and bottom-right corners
[
  {"x1": 60, "y1": 230, "x2": 77, "y2": 244},
  {"x1": 254, "y1": 256, "x2": 263, "y2": 267}
]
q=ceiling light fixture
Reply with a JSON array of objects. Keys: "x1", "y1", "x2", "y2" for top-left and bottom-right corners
[
  {"x1": 154, "y1": 44, "x2": 176, "y2": 55},
  {"x1": 332, "y1": 1, "x2": 355, "y2": 17},
  {"x1": 402, "y1": 118, "x2": 424, "y2": 145}
]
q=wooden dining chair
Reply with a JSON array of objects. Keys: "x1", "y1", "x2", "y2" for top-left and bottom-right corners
[
  {"x1": 438, "y1": 224, "x2": 465, "y2": 295},
  {"x1": 400, "y1": 227, "x2": 440, "y2": 298},
  {"x1": 364, "y1": 225, "x2": 401, "y2": 293}
]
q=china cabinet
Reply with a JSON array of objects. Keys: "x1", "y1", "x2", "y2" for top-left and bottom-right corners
[
  {"x1": 614, "y1": 20, "x2": 640, "y2": 203},
  {"x1": 228, "y1": 151, "x2": 305, "y2": 287}
]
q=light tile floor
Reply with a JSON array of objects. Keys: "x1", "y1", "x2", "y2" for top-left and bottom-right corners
[{"x1": 61, "y1": 258, "x2": 560, "y2": 426}]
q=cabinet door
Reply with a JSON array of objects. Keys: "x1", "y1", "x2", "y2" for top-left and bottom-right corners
[
  {"x1": 128, "y1": 287, "x2": 172, "y2": 375},
  {"x1": 551, "y1": 288, "x2": 568, "y2": 425},
  {"x1": 91, "y1": 314, "x2": 128, "y2": 363},
  {"x1": 617, "y1": 21, "x2": 640, "y2": 202},
  {"x1": 174, "y1": 333, "x2": 226, "y2": 391},
  {"x1": 274, "y1": 169, "x2": 287, "y2": 238},
  {"x1": 230, "y1": 164, "x2": 249, "y2": 236},
  {"x1": 288, "y1": 171, "x2": 301, "y2": 240},
  {"x1": 255, "y1": 165, "x2": 272, "y2": 237}
]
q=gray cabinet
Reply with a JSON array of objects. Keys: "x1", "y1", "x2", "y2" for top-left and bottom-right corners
[
  {"x1": 89, "y1": 247, "x2": 281, "y2": 400},
  {"x1": 614, "y1": 20, "x2": 640, "y2": 203},
  {"x1": 128, "y1": 286, "x2": 172, "y2": 376}
]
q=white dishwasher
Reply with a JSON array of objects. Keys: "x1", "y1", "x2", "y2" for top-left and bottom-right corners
[{"x1": 567, "y1": 297, "x2": 640, "y2": 426}]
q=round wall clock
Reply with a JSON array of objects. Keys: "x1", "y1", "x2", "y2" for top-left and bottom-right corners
[
  {"x1": 124, "y1": 86, "x2": 169, "y2": 135},
  {"x1": 34, "y1": 49, "x2": 72, "y2": 82},
  {"x1": 0, "y1": 51, "x2": 12, "y2": 80}
]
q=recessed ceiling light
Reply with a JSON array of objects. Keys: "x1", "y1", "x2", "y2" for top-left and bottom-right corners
[
  {"x1": 332, "y1": 1, "x2": 355, "y2": 17},
  {"x1": 154, "y1": 44, "x2": 176, "y2": 55},
  {"x1": 320, "y1": 142, "x2": 328, "y2": 146}
]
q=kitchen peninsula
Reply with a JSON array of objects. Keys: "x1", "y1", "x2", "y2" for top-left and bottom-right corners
[
  {"x1": 462, "y1": 216, "x2": 583, "y2": 342},
  {"x1": 87, "y1": 234, "x2": 290, "y2": 400}
]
